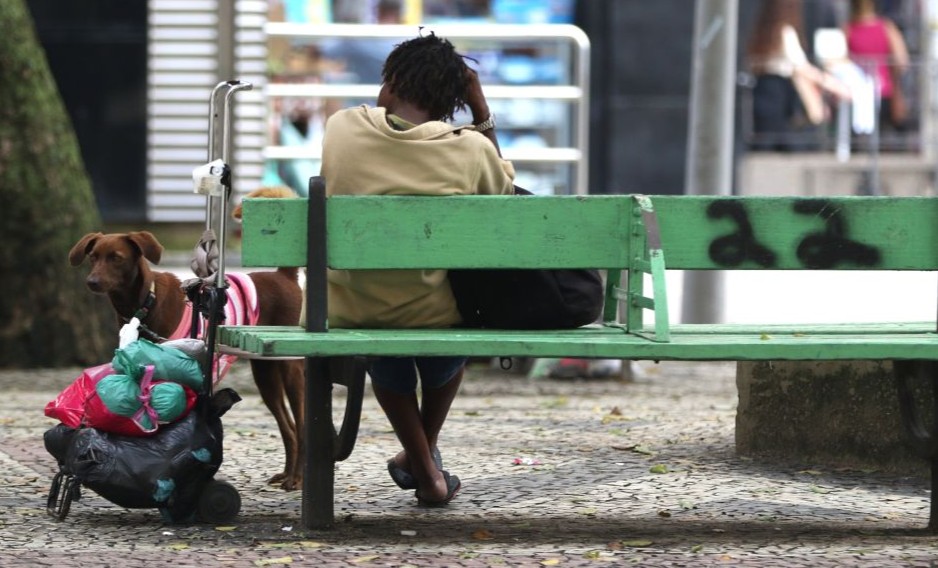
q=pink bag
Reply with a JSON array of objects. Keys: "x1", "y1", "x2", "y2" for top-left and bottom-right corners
[{"x1": 44, "y1": 364, "x2": 114, "y2": 428}]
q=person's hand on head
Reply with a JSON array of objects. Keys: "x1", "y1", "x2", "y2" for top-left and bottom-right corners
[
  {"x1": 463, "y1": 65, "x2": 500, "y2": 155},
  {"x1": 464, "y1": 66, "x2": 490, "y2": 124}
]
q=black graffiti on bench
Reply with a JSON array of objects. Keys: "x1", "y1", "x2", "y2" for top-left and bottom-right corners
[
  {"x1": 792, "y1": 200, "x2": 881, "y2": 269},
  {"x1": 705, "y1": 200, "x2": 883, "y2": 269},
  {"x1": 706, "y1": 200, "x2": 778, "y2": 267}
]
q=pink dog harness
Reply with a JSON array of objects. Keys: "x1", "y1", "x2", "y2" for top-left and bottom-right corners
[{"x1": 170, "y1": 272, "x2": 259, "y2": 383}]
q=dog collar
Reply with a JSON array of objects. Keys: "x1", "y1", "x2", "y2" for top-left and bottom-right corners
[{"x1": 132, "y1": 282, "x2": 157, "y2": 322}]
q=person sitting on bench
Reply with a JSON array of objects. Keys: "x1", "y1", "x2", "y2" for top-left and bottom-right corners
[{"x1": 319, "y1": 32, "x2": 515, "y2": 506}]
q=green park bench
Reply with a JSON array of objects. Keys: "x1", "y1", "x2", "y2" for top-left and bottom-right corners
[{"x1": 218, "y1": 177, "x2": 938, "y2": 531}]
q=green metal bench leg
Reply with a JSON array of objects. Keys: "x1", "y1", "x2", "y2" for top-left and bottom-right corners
[{"x1": 894, "y1": 360, "x2": 938, "y2": 532}]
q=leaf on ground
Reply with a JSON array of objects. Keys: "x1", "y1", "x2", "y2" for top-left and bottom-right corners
[
  {"x1": 254, "y1": 558, "x2": 293, "y2": 566},
  {"x1": 620, "y1": 539, "x2": 654, "y2": 548},
  {"x1": 472, "y1": 528, "x2": 495, "y2": 540},
  {"x1": 583, "y1": 550, "x2": 603, "y2": 559},
  {"x1": 649, "y1": 464, "x2": 669, "y2": 474},
  {"x1": 796, "y1": 469, "x2": 824, "y2": 475},
  {"x1": 167, "y1": 543, "x2": 190, "y2": 551},
  {"x1": 602, "y1": 415, "x2": 628, "y2": 424},
  {"x1": 809, "y1": 485, "x2": 831, "y2": 494},
  {"x1": 540, "y1": 559, "x2": 562, "y2": 566},
  {"x1": 214, "y1": 526, "x2": 237, "y2": 531},
  {"x1": 352, "y1": 555, "x2": 380, "y2": 563},
  {"x1": 296, "y1": 541, "x2": 325, "y2": 549},
  {"x1": 542, "y1": 397, "x2": 569, "y2": 409},
  {"x1": 690, "y1": 544, "x2": 704, "y2": 553},
  {"x1": 760, "y1": 333, "x2": 772, "y2": 340}
]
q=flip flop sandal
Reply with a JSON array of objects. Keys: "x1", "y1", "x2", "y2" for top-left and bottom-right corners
[
  {"x1": 415, "y1": 470, "x2": 461, "y2": 507},
  {"x1": 387, "y1": 446, "x2": 443, "y2": 490}
]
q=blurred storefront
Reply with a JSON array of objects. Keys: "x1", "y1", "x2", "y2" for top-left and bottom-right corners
[
  {"x1": 28, "y1": 0, "x2": 938, "y2": 223},
  {"x1": 262, "y1": 0, "x2": 586, "y2": 199},
  {"x1": 148, "y1": 0, "x2": 583, "y2": 221}
]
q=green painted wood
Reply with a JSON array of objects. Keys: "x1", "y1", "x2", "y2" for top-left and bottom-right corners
[
  {"x1": 230, "y1": 194, "x2": 938, "y2": 363},
  {"x1": 241, "y1": 195, "x2": 938, "y2": 271},
  {"x1": 652, "y1": 196, "x2": 938, "y2": 270},
  {"x1": 218, "y1": 323, "x2": 938, "y2": 360},
  {"x1": 241, "y1": 195, "x2": 633, "y2": 269},
  {"x1": 329, "y1": 195, "x2": 632, "y2": 269},
  {"x1": 240, "y1": 197, "x2": 309, "y2": 268}
]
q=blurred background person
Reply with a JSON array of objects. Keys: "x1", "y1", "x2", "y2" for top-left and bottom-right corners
[
  {"x1": 845, "y1": 0, "x2": 910, "y2": 131},
  {"x1": 746, "y1": 0, "x2": 850, "y2": 151}
]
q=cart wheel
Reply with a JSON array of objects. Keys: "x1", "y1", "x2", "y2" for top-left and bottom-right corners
[
  {"x1": 197, "y1": 479, "x2": 241, "y2": 524},
  {"x1": 47, "y1": 472, "x2": 81, "y2": 521}
]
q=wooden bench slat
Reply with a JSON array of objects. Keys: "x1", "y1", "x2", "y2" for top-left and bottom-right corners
[
  {"x1": 242, "y1": 195, "x2": 632, "y2": 269},
  {"x1": 219, "y1": 323, "x2": 938, "y2": 360},
  {"x1": 240, "y1": 195, "x2": 938, "y2": 271},
  {"x1": 655, "y1": 196, "x2": 938, "y2": 270}
]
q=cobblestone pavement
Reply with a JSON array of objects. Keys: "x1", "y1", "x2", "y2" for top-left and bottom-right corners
[{"x1": 1, "y1": 360, "x2": 936, "y2": 567}]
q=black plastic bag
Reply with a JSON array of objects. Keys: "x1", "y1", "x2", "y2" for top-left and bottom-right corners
[{"x1": 44, "y1": 388, "x2": 239, "y2": 523}]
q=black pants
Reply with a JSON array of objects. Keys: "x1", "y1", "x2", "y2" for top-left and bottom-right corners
[{"x1": 751, "y1": 74, "x2": 819, "y2": 152}]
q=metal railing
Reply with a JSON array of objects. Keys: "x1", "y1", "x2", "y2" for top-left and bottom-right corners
[
  {"x1": 741, "y1": 58, "x2": 925, "y2": 156},
  {"x1": 263, "y1": 23, "x2": 591, "y2": 195}
]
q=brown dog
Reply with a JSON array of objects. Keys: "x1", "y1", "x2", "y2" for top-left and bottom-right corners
[{"x1": 68, "y1": 220, "x2": 306, "y2": 491}]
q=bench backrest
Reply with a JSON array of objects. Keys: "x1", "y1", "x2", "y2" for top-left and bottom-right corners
[
  {"x1": 241, "y1": 194, "x2": 938, "y2": 272},
  {"x1": 238, "y1": 180, "x2": 938, "y2": 339},
  {"x1": 240, "y1": 195, "x2": 632, "y2": 269}
]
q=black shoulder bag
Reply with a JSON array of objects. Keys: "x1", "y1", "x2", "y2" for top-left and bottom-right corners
[{"x1": 447, "y1": 187, "x2": 605, "y2": 330}]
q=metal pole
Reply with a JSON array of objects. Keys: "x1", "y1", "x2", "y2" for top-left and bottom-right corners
[
  {"x1": 681, "y1": 0, "x2": 738, "y2": 324},
  {"x1": 217, "y1": 0, "x2": 235, "y2": 84}
]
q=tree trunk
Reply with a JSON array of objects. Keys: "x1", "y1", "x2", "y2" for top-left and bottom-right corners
[{"x1": 0, "y1": 0, "x2": 116, "y2": 367}]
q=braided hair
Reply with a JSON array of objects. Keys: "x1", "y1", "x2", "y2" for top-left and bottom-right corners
[{"x1": 381, "y1": 32, "x2": 471, "y2": 122}]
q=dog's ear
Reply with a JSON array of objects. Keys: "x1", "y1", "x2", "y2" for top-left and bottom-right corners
[
  {"x1": 126, "y1": 231, "x2": 164, "y2": 265},
  {"x1": 68, "y1": 232, "x2": 103, "y2": 266}
]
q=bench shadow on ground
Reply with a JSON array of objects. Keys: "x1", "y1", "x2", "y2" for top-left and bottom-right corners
[{"x1": 56, "y1": 508, "x2": 938, "y2": 548}]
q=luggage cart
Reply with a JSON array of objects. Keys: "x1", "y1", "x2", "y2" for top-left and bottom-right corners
[
  {"x1": 182, "y1": 79, "x2": 256, "y2": 522},
  {"x1": 44, "y1": 81, "x2": 252, "y2": 524}
]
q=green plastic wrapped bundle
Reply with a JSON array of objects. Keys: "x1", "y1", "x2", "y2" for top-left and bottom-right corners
[
  {"x1": 95, "y1": 373, "x2": 142, "y2": 416},
  {"x1": 112, "y1": 339, "x2": 203, "y2": 390},
  {"x1": 95, "y1": 375, "x2": 190, "y2": 431},
  {"x1": 147, "y1": 382, "x2": 187, "y2": 423}
]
